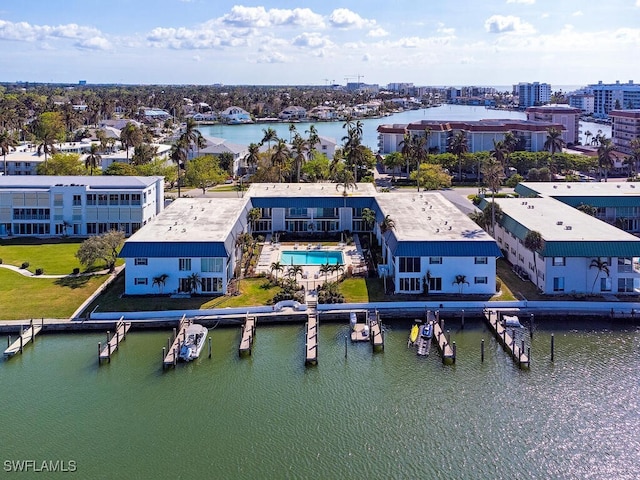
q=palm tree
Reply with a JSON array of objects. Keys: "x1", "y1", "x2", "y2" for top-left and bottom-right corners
[
  {"x1": 319, "y1": 262, "x2": 332, "y2": 284},
  {"x1": 247, "y1": 208, "x2": 261, "y2": 232},
  {"x1": 544, "y1": 127, "x2": 566, "y2": 172},
  {"x1": 400, "y1": 132, "x2": 413, "y2": 179},
  {"x1": 584, "y1": 130, "x2": 593, "y2": 146},
  {"x1": 261, "y1": 127, "x2": 278, "y2": 152},
  {"x1": 379, "y1": 214, "x2": 395, "y2": 236},
  {"x1": 288, "y1": 123, "x2": 297, "y2": 142},
  {"x1": 361, "y1": 207, "x2": 376, "y2": 247},
  {"x1": 179, "y1": 118, "x2": 203, "y2": 159},
  {"x1": 186, "y1": 272, "x2": 202, "y2": 294},
  {"x1": 271, "y1": 138, "x2": 290, "y2": 182},
  {"x1": 448, "y1": 131, "x2": 468, "y2": 183},
  {"x1": 0, "y1": 129, "x2": 18, "y2": 175},
  {"x1": 170, "y1": 139, "x2": 188, "y2": 197},
  {"x1": 589, "y1": 258, "x2": 610, "y2": 294},
  {"x1": 306, "y1": 124, "x2": 320, "y2": 153},
  {"x1": 335, "y1": 168, "x2": 357, "y2": 198},
  {"x1": 270, "y1": 261, "x2": 284, "y2": 284},
  {"x1": 287, "y1": 265, "x2": 303, "y2": 284},
  {"x1": 452, "y1": 274, "x2": 469, "y2": 294},
  {"x1": 152, "y1": 273, "x2": 169, "y2": 294},
  {"x1": 491, "y1": 140, "x2": 508, "y2": 166},
  {"x1": 481, "y1": 156, "x2": 505, "y2": 235},
  {"x1": 411, "y1": 134, "x2": 428, "y2": 190},
  {"x1": 629, "y1": 138, "x2": 640, "y2": 179},
  {"x1": 119, "y1": 122, "x2": 142, "y2": 161},
  {"x1": 342, "y1": 119, "x2": 366, "y2": 181},
  {"x1": 85, "y1": 143, "x2": 102, "y2": 175},
  {"x1": 244, "y1": 142, "x2": 261, "y2": 173},
  {"x1": 597, "y1": 137, "x2": 616, "y2": 182},
  {"x1": 332, "y1": 263, "x2": 345, "y2": 281},
  {"x1": 291, "y1": 134, "x2": 308, "y2": 183},
  {"x1": 524, "y1": 230, "x2": 543, "y2": 291}
]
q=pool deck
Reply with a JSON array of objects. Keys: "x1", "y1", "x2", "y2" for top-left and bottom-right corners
[{"x1": 256, "y1": 241, "x2": 366, "y2": 290}]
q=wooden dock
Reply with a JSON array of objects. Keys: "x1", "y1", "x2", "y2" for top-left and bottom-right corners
[
  {"x1": 484, "y1": 310, "x2": 530, "y2": 369},
  {"x1": 4, "y1": 319, "x2": 42, "y2": 357},
  {"x1": 239, "y1": 315, "x2": 256, "y2": 356},
  {"x1": 98, "y1": 317, "x2": 131, "y2": 364},
  {"x1": 162, "y1": 315, "x2": 191, "y2": 368},
  {"x1": 367, "y1": 310, "x2": 384, "y2": 352},
  {"x1": 305, "y1": 312, "x2": 318, "y2": 366},
  {"x1": 430, "y1": 311, "x2": 455, "y2": 364}
]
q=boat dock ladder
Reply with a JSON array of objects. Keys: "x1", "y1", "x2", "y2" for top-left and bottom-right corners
[
  {"x1": 239, "y1": 314, "x2": 256, "y2": 357},
  {"x1": 4, "y1": 319, "x2": 43, "y2": 358},
  {"x1": 484, "y1": 310, "x2": 530, "y2": 369},
  {"x1": 98, "y1": 317, "x2": 131, "y2": 364},
  {"x1": 162, "y1": 315, "x2": 192, "y2": 368}
]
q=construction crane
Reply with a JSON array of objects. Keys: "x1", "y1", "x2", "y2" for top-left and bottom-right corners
[{"x1": 344, "y1": 74, "x2": 365, "y2": 86}]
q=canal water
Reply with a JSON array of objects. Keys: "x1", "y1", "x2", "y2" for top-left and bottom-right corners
[
  {"x1": 1, "y1": 318, "x2": 638, "y2": 479},
  {"x1": 198, "y1": 104, "x2": 609, "y2": 151}
]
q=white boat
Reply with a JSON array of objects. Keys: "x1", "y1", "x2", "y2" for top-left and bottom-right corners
[
  {"x1": 178, "y1": 323, "x2": 208, "y2": 361},
  {"x1": 502, "y1": 315, "x2": 523, "y2": 328}
]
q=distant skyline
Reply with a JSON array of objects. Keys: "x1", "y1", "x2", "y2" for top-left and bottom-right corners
[{"x1": 1, "y1": 0, "x2": 639, "y2": 87}]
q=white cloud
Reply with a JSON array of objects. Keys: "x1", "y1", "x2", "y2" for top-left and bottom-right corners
[
  {"x1": 367, "y1": 27, "x2": 388, "y2": 38},
  {"x1": 437, "y1": 23, "x2": 456, "y2": 36},
  {"x1": 637, "y1": 0, "x2": 640, "y2": 7},
  {"x1": 506, "y1": 0, "x2": 535, "y2": 4},
  {"x1": 292, "y1": 32, "x2": 332, "y2": 48},
  {"x1": 221, "y1": 6, "x2": 324, "y2": 28},
  {"x1": 76, "y1": 36, "x2": 111, "y2": 50},
  {"x1": 572, "y1": 11, "x2": 584, "y2": 16},
  {"x1": 362, "y1": 53, "x2": 371, "y2": 62},
  {"x1": 484, "y1": 15, "x2": 536, "y2": 35},
  {"x1": 0, "y1": 19, "x2": 102, "y2": 42},
  {"x1": 255, "y1": 51, "x2": 288, "y2": 63},
  {"x1": 328, "y1": 8, "x2": 376, "y2": 29}
]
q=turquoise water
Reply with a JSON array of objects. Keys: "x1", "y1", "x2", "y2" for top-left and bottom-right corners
[
  {"x1": 280, "y1": 250, "x2": 344, "y2": 266},
  {"x1": 1, "y1": 319, "x2": 638, "y2": 479}
]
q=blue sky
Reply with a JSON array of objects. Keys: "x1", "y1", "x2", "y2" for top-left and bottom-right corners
[{"x1": 1, "y1": 0, "x2": 639, "y2": 87}]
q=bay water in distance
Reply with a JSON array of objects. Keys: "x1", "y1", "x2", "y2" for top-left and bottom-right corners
[{"x1": 1, "y1": 318, "x2": 639, "y2": 479}]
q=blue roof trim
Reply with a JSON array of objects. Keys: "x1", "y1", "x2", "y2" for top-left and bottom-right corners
[
  {"x1": 384, "y1": 233, "x2": 501, "y2": 258},
  {"x1": 250, "y1": 197, "x2": 376, "y2": 209},
  {"x1": 542, "y1": 241, "x2": 640, "y2": 257},
  {"x1": 514, "y1": 184, "x2": 540, "y2": 197},
  {"x1": 119, "y1": 242, "x2": 227, "y2": 258}
]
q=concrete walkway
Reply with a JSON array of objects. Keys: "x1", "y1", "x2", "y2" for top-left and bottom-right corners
[{"x1": 0, "y1": 263, "x2": 115, "y2": 279}]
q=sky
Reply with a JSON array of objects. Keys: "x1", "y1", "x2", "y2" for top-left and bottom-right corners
[{"x1": 1, "y1": 0, "x2": 639, "y2": 87}]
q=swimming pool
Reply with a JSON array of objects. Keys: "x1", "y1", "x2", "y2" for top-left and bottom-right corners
[{"x1": 279, "y1": 250, "x2": 345, "y2": 266}]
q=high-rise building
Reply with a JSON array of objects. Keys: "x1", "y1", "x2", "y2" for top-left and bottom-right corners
[
  {"x1": 589, "y1": 80, "x2": 640, "y2": 118},
  {"x1": 610, "y1": 109, "x2": 640, "y2": 154},
  {"x1": 516, "y1": 82, "x2": 551, "y2": 107}
]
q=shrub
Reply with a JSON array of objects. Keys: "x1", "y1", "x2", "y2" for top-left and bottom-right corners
[
  {"x1": 35, "y1": 268, "x2": 44, "y2": 276},
  {"x1": 0, "y1": 258, "x2": 3, "y2": 264},
  {"x1": 21, "y1": 261, "x2": 30, "y2": 269},
  {"x1": 73, "y1": 267, "x2": 80, "y2": 274}
]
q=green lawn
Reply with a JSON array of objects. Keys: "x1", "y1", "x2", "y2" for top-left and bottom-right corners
[
  {"x1": 89, "y1": 276, "x2": 281, "y2": 313},
  {"x1": 0, "y1": 268, "x2": 108, "y2": 319},
  {"x1": 0, "y1": 240, "x2": 122, "y2": 275}
]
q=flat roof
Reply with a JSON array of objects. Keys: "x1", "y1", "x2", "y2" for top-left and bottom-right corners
[
  {"x1": 493, "y1": 197, "x2": 637, "y2": 242},
  {"x1": 246, "y1": 182, "x2": 377, "y2": 198},
  {"x1": 375, "y1": 192, "x2": 494, "y2": 242},
  {"x1": 0, "y1": 175, "x2": 162, "y2": 189},
  {"x1": 126, "y1": 197, "x2": 248, "y2": 244},
  {"x1": 517, "y1": 181, "x2": 640, "y2": 198}
]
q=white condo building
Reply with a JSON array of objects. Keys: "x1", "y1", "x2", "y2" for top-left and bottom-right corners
[{"x1": 0, "y1": 176, "x2": 164, "y2": 237}]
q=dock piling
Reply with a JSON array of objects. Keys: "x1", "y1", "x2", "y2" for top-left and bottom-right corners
[
  {"x1": 344, "y1": 335, "x2": 347, "y2": 358},
  {"x1": 551, "y1": 334, "x2": 555, "y2": 362},
  {"x1": 452, "y1": 341, "x2": 456, "y2": 363},
  {"x1": 7, "y1": 335, "x2": 10, "y2": 348},
  {"x1": 527, "y1": 347, "x2": 531, "y2": 367},
  {"x1": 461, "y1": 310, "x2": 465, "y2": 329},
  {"x1": 162, "y1": 347, "x2": 166, "y2": 368},
  {"x1": 481, "y1": 339, "x2": 485, "y2": 362},
  {"x1": 98, "y1": 342, "x2": 101, "y2": 363},
  {"x1": 208, "y1": 337, "x2": 212, "y2": 358},
  {"x1": 19, "y1": 334, "x2": 23, "y2": 354}
]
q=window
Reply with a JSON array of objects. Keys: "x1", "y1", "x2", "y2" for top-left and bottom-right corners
[
  {"x1": 201, "y1": 258, "x2": 223, "y2": 272},
  {"x1": 131, "y1": 194, "x2": 141, "y2": 205},
  {"x1": 428, "y1": 277, "x2": 442, "y2": 291},
  {"x1": 518, "y1": 255, "x2": 524, "y2": 263},
  {"x1": 87, "y1": 223, "x2": 97, "y2": 234},
  {"x1": 178, "y1": 278, "x2": 190, "y2": 292},
  {"x1": 474, "y1": 277, "x2": 488, "y2": 284},
  {"x1": 475, "y1": 257, "x2": 488, "y2": 264},
  {"x1": 98, "y1": 194, "x2": 108, "y2": 205},
  {"x1": 429, "y1": 257, "x2": 442, "y2": 264},
  {"x1": 618, "y1": 278, "x2": 635, "y2": 293},
  {"x1": 400, "y1": 277, "x2": 422, "y2": 292},
  {"x1": 201, "y1": 277, "x2": 223, "y2": 292},
  {"x1": 399, "y1": 257, "x2": 421, "y2": 273},
  {"x1": 131, "y1": 222, "x2": 141, "y2": 233},
  {"x1": 600, "y1": 277, "x2": 612, "y2": 292},
  {"x1": 553, "y1": 277, "x2": 564, "y2": 292},
  {"x1": 552, "y1": 257, "x2": 565, "y2": 266},
  {"x1": 179, "y1": 258, "x2": 191, "y2": 271},
  {"x1": 120, "y1": 194, "x2": 130, "y2": 205},
  {"x1": 72, "y1": 195, "x2": 82, "y2": 206},
  {"x1": 618, "y1": 257, "x2": 632, "y2": 273},
  {"x1": 87, "y1": 194, "x2": 96, "y2": 206},
  {"x1": 109, "y1": 194, "x2": 119, "y2": 205},
  {"x1": 134, "y1": 278, "x2": 148, "y2": 285},
  {"x1": 134, "y1": 258, "x2": 148, "y2": 266}
]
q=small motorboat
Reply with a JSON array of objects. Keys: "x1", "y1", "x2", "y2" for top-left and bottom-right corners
[
  {"x1": 178, "y1": 323, "x2": 208, "y2": 361},
  {"x1": 408, "y1": 323, "x2": 420, "y2": 345},
  {"x1": 361, "y1": 323, "x2": 370, "y2": 338},
  {"x1": 421, "y1": 322, "x2": 433, "y2": 339},
  {"x1": 502, "y1": 315, "x2": 523, "y2": 328}
]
